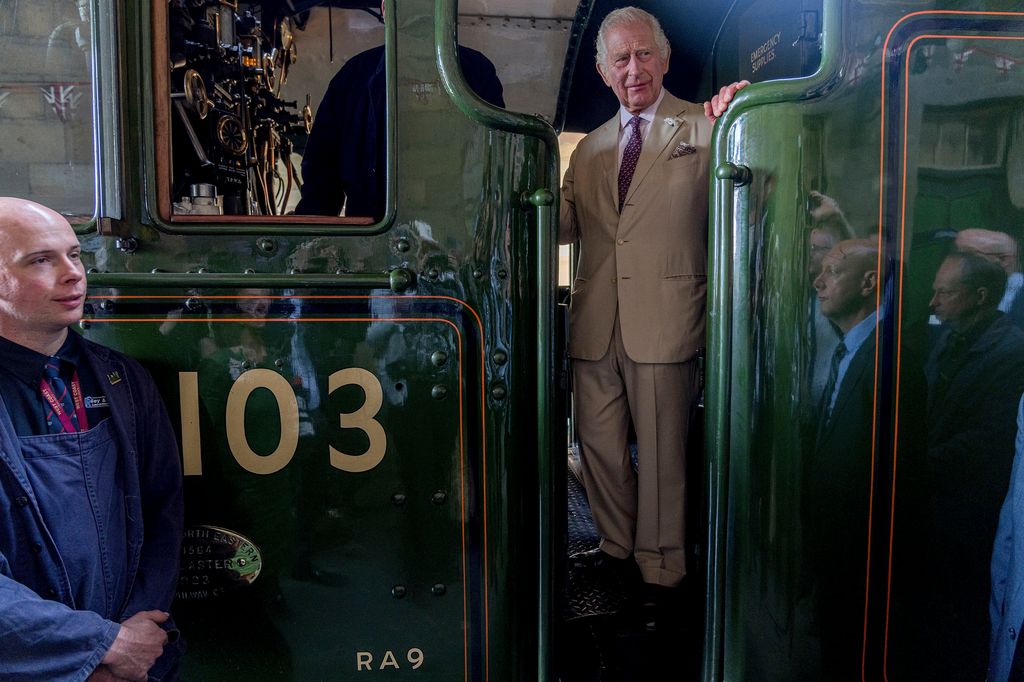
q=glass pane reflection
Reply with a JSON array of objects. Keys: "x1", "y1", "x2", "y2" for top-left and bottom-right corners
[{"x1": 888, "y1": 35, "x2": 1024, "y2": 682}]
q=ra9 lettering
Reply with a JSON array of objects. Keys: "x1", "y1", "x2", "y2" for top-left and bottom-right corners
[
  {"x1": 356, "y1": 648, "x2": 425, "y2": 671},
  {"x1": 178, "y1": 368, "x2": 388, "y2": 476}
]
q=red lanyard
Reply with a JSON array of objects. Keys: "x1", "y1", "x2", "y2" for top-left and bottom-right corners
[{"x1": 39, "y1": 369, "x2": 91, "y2": 433}]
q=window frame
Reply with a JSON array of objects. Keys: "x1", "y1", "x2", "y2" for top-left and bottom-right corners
[{"x1": 147, "y1": 0, "x2": 396, "y2": 235}]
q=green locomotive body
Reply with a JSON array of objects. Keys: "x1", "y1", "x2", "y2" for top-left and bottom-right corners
[{"x1": 1, "y1": 0, "x2": 1022, "y2": 679}]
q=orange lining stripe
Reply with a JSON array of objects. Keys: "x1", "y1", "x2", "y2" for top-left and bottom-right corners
[
  {"x1": 875, "y1": 11, "x2": 1024, "y2": 680},
  {"x1": 85, "y1": 293, "x2": 489, "y2": 680}
]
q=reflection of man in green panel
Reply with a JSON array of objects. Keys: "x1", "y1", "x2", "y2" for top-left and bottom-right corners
[
  {"x1": 806, "y1": 239, "x2": 879, "y2": 679},
  {"x1": 188, "y1": 286, "x2": 332, "y2": 678},
  {"x1": 0, "y1": 198, "x2": 184, "y2": 681},
  {"x1": 924, "y1": 251, "x2": 1024, "y2": 681},
  {"x1": 804, "y1": 191, "x2": 855, "y2": 404},
  {"x1": 955, "y1": 228, "x2": 1024, "y2": 329}
]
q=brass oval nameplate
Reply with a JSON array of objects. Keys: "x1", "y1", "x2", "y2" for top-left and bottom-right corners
[{"x1": 176, "y1": 525, "x2": 262, "y2": 600}]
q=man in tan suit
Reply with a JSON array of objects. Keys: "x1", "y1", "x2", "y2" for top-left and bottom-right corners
[{"x1": 560, "y1": 7, "x2": 745, "y2": 589}]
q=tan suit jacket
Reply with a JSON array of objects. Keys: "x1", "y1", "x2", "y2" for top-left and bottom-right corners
[{"x1": 560, "y1": 91, "x2": 712, "y2": 364}]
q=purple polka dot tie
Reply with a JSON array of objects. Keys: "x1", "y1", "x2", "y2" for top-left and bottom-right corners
[{"x1": 618, "y1": 115, "x2": 643, "y2": 211}]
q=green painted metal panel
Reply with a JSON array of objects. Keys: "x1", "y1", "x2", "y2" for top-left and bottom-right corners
[
  {"x1": 708, "y1": 1, "x2": 1024, "y2": 680},
  {"x1": 83, "y1": 293, "x2": 485, "y2": 678},
  {"x1": 37, "y1": 0, "x2": 565, "y2": 678}
]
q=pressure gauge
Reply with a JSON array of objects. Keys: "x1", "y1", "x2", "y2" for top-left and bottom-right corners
[{"x1": 216, "y1": 114, "x2": 248, "y2": 155}]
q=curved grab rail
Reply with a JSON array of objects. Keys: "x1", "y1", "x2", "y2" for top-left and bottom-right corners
[{"x1": 703, "y1": 1, "x2": 843, "y2": 680}]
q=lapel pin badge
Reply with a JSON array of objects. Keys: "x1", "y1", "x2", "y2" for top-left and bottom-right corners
[
  {"x1": 107, "y1": 371, "x2": 122, "y2": 385},
  {"x1": 664, "y1": 117, "x2": 678, "y2": 127}
]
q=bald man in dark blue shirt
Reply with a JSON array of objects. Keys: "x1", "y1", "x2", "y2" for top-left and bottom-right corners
[{"x1": 0, "y1": 198, "x2": 184, "y2": 682}]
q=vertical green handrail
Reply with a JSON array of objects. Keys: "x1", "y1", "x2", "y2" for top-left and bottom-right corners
[
  {"x1": 704, "y1": 161, "x2": 749, "y2": 682},
  {"x1": 525, "y1": 187, "x2": 557, "y2": 682}
]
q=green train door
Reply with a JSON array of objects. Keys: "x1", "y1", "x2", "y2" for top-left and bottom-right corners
[{"x1": 707, "y1": 0, "x2": 1024, "y2": 680}]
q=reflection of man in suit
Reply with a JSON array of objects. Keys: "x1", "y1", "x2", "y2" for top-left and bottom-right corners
[
  {"x1": 956, "y1": 228, "x2": 1024, "y2": 330},
  {"x1": 923, "y1": 252, "x2": 1024, "y2": 680},
  {"x1": 296, "y1": 2, "x2": 505, "y2": 220},
  {"x1": 559, "y1": 6, "x2": 745, "y2": 591},
  {"x1": 804, "y1": 191, "x2": 855, "y2": 404},
  {"x1": 805, "y1": 239, "x2": 880, "y2": 679}
]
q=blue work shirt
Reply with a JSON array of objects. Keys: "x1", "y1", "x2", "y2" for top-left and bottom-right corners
[{"x1": 0, "y1": 333, "x2": 184, "y2": 681}]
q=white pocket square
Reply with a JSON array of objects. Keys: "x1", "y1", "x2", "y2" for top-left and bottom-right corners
[{"x1": 669, "y1": 142, "x2": 697, "y2": 159}]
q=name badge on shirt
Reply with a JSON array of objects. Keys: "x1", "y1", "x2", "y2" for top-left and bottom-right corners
[{"x1": 84, "y1": 395, "x2": 108, "y2": 409}]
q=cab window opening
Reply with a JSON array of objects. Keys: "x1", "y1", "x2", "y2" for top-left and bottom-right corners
[{"x1": 159, "y1": 0, "x2": 574, "y2": 227}]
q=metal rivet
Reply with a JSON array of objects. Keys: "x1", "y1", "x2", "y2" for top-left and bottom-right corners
[
  {"x1": 184, "y1": 298, "x2": 203, "y2": 312},
  {"x1": 431, "y1": 385, "x2": 448, "y2": 400},
  {"x1": 99, "y1": 300, "x2": 115, "y2": 312},
  {"x1": 256, "y1": 238, "x2": 276, "y2": 255},
  {"x1": 87, "y1": 267, "x2": 99, "y2": 274},
  {"x1": 392, "y1": 585, "x2": 407, "y2": 599},
  {"x1": 78, "y1": 320, "x2": 91, "y2": 330},
  {"x1": 237, "y1": 558, "x2": 247, "y2": 567},
  {"x1": 491, "y1": 383, "x2": 507, "y2": 400},
  {"x1": 396, "y1": 238, "x2": 411, "y2": 253},
  {"x1": 150, "y1": 268, "x2": 164, "y2": 274},
  {"x1": 428, "y1": 268, "x2": 440, "y2": 280},
  {"x1": 497, "y1": 268, "x2": 508, "y2": 279},
  {"x1": 431, "y1": 491, "x2": 447, "y2": 505},
  {"x1": 392, "y1": 493, "x2": 407, "y2": 506},
  {"x1": 241, "y1": 360, "x2": 253, "y2": 370},
  {"x1": 472, "y1": 269, "x2": 484, "y2": 279},
  {"x1": 432, "y1": 583, "x2": 447, "y2": 596},
  {"x1": 197, "y1": 267, "x2": 209, "y2": 274},
  {"x1": 289, "y1": 268, "x2": 299, "y2": 275},
  {"x1": 431, "y1": 351, "x2": 448, "y2": 367},
  {"x1": 116, "y1": 237, "x2": 138, "y2": 254},
  {"x1": 389, "y1": 268, "x2": 414, "y2": 292},
  {"x1": 492, "y1": 350, "x2": 508, "y2": 366},
  {"x1": 244, "y1": 268, "x2": 255, "y2": 275},
  {"x1": 274, "y1": 358, "x2": 284, "y2": 368}
]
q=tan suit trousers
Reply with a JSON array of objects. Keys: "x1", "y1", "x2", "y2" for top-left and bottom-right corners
[{"x1": 573, "y1": 314, "x2": 699, "y2": 587}]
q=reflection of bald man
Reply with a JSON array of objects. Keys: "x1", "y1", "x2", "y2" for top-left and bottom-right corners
[
  {"x1": 804, "y1": 196, "x2": 855, "y2": 403},
  {"x1": 956, "y1": 228, "x2": 1024, "y2": 328},
  {"x1": 813, "y1": 239, "x2": 879, "y2": 424},
  {"x1": 805, "y1": 239, "x2": 881, "y2": 678}
]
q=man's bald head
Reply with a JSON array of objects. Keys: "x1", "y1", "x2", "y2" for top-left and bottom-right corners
[
  {"x1": 0, "y1": 197, "x2": 70, "y2": 234},
  {"x1": 0, "y1": 197, "x2": 86, "y2": 355},
  {"x1": 955, "y1": 228, "x2": 1018, "y2": 275},
  {"x1": 813, "y1": 238, "x2": 880, "y2": 333}
]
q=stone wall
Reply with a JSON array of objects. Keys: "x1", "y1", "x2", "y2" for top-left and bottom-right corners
[{"x1": 0, "y1": 0, "x2": 94, "y2": 216}]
